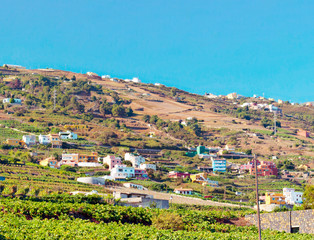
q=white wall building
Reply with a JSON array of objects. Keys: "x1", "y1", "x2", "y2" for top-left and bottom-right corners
[
  {"x1": 22, "y1": 135, "x2": 36, "y2": 146},
  {"x1": 123, "y1": 182, "x2": 144, "y2": 190},
  {"x1": 204, "y1": 93, "x2": 218, "y2": 99},
  {"x1": 174, "y1": 188, "x2": 193, "y2": 195},
  {"x1": 86, "y1": 72, "x2": 99, "y2": 77},
  {"x1": 132, "y1": 77, "x2": 141, "y2": 83},
  {"x1": 77, "y1": 162, "x2": 103, "y2": 167},
  {"x1": 59, "y1": 131, "x2": 78, "y2": 140},
  {"x1": 283, "y1": 188, "x2": 303, "y2": 205},
  {"x1": 110, "y1": 165, "x2": 135, "y2": 180},
  {"x1": 140, "y1": 163, "x2": 156, "y2": 171},
  {"x1": 38, "y1": 135, "x2": 51, "y2": 145},
  {"x1": 124, "y1": 153, "x2": 146, "y2": 168},
  {"x1": 3, "y1": 98, "x2": 22, "y2": 104}
]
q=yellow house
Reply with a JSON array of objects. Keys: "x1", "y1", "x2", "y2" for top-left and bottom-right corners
[
  {"x1": 190, "y1": 173, "x2": 208, "y2": 183},
  {"x1": 48, "y1": 134, "x2": 62, "y2": 148},
  {"x1": 265, "y1": 192, "x2": 286, "y2": 205},
  {"x1": 64, "y1": 124, "x2": 88, "y2": 130},
  {"x1": 5, "y1": 139, "x2": 26, "y2": 147}
]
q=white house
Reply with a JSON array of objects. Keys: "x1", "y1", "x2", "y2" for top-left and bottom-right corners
[
  {"x1": 101, "y1": 75, "x2": 110, "y2": 79},
  {"x1": 226, "y1": 92, "x2": 238, "y2": 100},
  {"x1": 38, "y1": 135, "x2": 51, "y2": 145},
  {"x1": 59, "y1": 131, "x2": 77, "y2": 140},
  {"x1": 283, "y1": 188, "x2": 303, "y2": 205},
  {"x1": 204, "y1": 93, "x2": 218, "y2": 99},
  {"x1": 22, "y1": 135, "x2": 36, "y2": 146},
  {"x1": 86, "y1": 72, "x2": 99, "y2": 77},
  {"x1": 140, "y1": 163, "x2": 156, "y2": 171},
  {"x1": 110, "y1": 165, "x2": 135, "y2": 180},
  {"x1": 174, "y1": 188, "x2": 193, "y2": 195},
  {"x1": 123, "y1": 182, "x2": 144, "y2": 190},
  {"x1": 132, "y1": 77, "x2": 141, "y2": 83},
  {"x1": 77, "y1": 162, "x2": 103, "y2": 168},
  {"x1": 3, "y1": 98, "x2": 22, "y2": 104},
  {"x1": 124, "y1": 153, "x2": 145, "y2": 168},
  {"x1": 154, "y1": 83, "x2": 162, "y2": 86}
]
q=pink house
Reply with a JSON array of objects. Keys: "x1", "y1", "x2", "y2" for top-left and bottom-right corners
[
  {"x1": 168, "y1": 171, "x2": 190, "y2": 179},
  {"x1": 101, "y1": 155, "x2": 122, "y2": 170},
  {"x1": 134, "y1": 169, "x2": 148, "y2": 179}
]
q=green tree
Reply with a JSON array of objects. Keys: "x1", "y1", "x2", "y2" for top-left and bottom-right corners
[
  {"x1": 302, "y1": 185, "x2": 314, "y2": 209},
  {"x1": 143, "y1": 114, "x2": 150, "y2": 123},
  {"x1": 112, "y1": 105, "x2": 126, "y2": 117},
  {"x1": 126, "y1": 107, "x2": 133, "y2": 117}
]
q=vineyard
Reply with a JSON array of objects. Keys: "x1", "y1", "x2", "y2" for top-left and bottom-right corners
[
  {"x1": 0, "y1": 195, "x2": 312, "y2": 239},
  {"x1": 0, "y1": 164, "x2": 109, "y2": 194}
]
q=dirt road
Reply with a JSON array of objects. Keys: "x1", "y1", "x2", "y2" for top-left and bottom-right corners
[{"x1": 108, "y1": 186, "x2": 250, "y2": 208}]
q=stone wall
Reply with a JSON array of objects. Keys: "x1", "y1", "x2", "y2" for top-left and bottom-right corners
[{"x1": 245, "y1": 209, "x2": 314, "y2": 234}]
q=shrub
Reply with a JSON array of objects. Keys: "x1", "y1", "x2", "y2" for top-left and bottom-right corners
[{"x1": 152, "y1": 212, "x2": 184, "y2": 231}]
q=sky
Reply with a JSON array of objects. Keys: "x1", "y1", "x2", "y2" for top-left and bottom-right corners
[{"x1": 0, "y1": 0, "x2": 313, "y2": 103}]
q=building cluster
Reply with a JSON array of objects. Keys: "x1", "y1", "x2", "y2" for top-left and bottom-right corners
[
  {"x1": 5, "y1": 131, "x2": 77, "y2": 148},
  {"x1": 41, "y1": 152, "x2": 156, "y2": 181},
  {"x1": 265, "y1": 188, "x2": 303, "y2": 206},
  {"x1": 240, "y1": 102, "x2": 282, "y2": 113},
  {"x1": 168, "y1": 171, "x2": 219, "y2": 193},
  {"x1": 240, "y1": 159, "x2": 278, "y2": 176},
  {"x1": 100, "y1": 153, "x2": 156, "y2": 180}
]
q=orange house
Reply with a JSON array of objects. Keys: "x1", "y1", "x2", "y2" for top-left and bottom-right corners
[
  {"x1": 265, "y1": 192, "x2": 285, "y2": 205},
  {"x1": 5, "y1": 139, "x2": 26, "y2": 147}
]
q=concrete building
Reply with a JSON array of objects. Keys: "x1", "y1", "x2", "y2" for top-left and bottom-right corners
[
  {"x1": 123, "y1": 183, "x2": 144, "y2": 190},
  {"x1": 22, "y1": 135, "x2": 36, "y2": 146},
  {"x1": 39, "y1": 157, "x2": 58, "y2": 168},
  {"x1": 59, "y1": 131, "x2": 78, "y2": 140},
  {"x1": 124, "y1": 153, "x2": 145, "y2": 168},
  {"x1": 38, "y1": 135, "x2": 51, "y2": 145},
  {"x1": 211, "y1": 157, "x2": 226, "y2": 172},
  {"x1": 101, "y1": 155, "x2": 122, "y2": 170},
  {"x1": 113, "y1": 192, "x2": 169, "y2": 209},
  {"x1": 168, "y1": 171, "x2": 190, "y2": 179},
  {"x1": 283, "y1": 188, "x2": 303, "y2": 205},
  {"x1": 132, "y1": 77, "x2": 141, "y2": 83},
  {"x1": 5, "y1": 139, "x2": 25, "y2": 147},
  {"x1": 60, "y1": 153, "x2": 79, "y2": 167},
  {"x1": 134, "y1": 169, "x2": 148, "y2": 179},
  {"x1": 204, "y1": 93, "x2": 218, "y2": 99},
  {"x1": 139, "y1": 163, "x2": 156, "y2": 171},
  {"x1": 2, "y1": 98, "x2": 22, "y2": 104},
  {"x1": 174, "y1": 188, "x2": 193, "y2": 195},
  {"x1": 49, "y1": 134, "x2": 62, "y2": 148},
  {"x1": 265, "y1": 192, "x2": 286, "y2": 205},
  {"x1": 110, "y1": 165, "x2": 135, "y2": 180}
]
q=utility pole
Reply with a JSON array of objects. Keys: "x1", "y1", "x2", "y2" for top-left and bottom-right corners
[
  {"x1": 255, "y1": 154, "x2": 262, "y2": 240},
  {"x1": 53, "y1": 87, "x2": 57, "y2": 110},
  {"x1": 273, "y1": 110, "x2": 277, "y2": 136}
]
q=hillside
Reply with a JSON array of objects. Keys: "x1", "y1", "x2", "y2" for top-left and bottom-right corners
[{"x1": 1, "y1": 66, "x2": 313, "y2": 156}]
